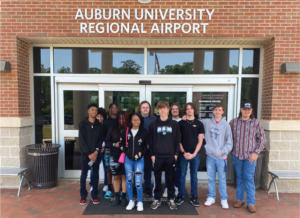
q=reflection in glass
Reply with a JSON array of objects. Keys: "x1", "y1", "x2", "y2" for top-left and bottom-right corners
[
  {"x1": 64, "y1": 137, "x2": 81, "y2": 170},
  {"x1": 104, "y1": 91, "x2": 139, "y2": 119},
  {"x1": 64, "y1": 91, "x2": 98, "y2": 130},
  {"x1": 241, "y1": 78, "x2": 259, "y2": 118},
  {"x1": 34, "y1": 77, "x2": 51, "y2": 143},
  {"x1": 242, "y1": 49, "x2": 260, "y2": 74},
  {"x1": 33, "y1": 47, "x2": 50, "y2": 73},
  {"x1": 147, "y1": 48, "x2": 239, "y2": 74},
  {"x1": 193, "y1": 92, "x2": 228, "y2": 120},
  {"x1": 151, "y1": 92, "x2": 186, "y2": 115},
  {"x1": 54, "y1": 48, "x2": 144, "y2": 74}
]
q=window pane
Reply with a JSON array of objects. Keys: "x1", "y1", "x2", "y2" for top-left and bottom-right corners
[
  {"x1": 64, "y1": 91, "x2": 98, "y2": 130},
  {"x1": 54, "y1": 48, "x2": 144, "y2": 74},
  {"x1": 64, "y1": 137, "x2": 81, "y2": 170},
  {"x1": 34, "y1": 77, "x2": 51, "y2": 143},
  {"x1": 241, "y1": 78, "x2": 259, "y2": 117},
  {"x1": 147, "y1": 48, "x2": 239, "y2": 74},
  {"x1": 193, "y1": 92, "x2": 228, "y2": 120},
  {"x1": 242, "y1": 49, "x2": 260, "y2": 74},
  {"x1": 151, "y1": 92, "x2": 186, "y2": 115},
  {"x1": 33, "y1": 47, "x2": 50, "y2": 73},
  {"x1": 104, "y1": 91, "x2": 140, "y2": 119}
]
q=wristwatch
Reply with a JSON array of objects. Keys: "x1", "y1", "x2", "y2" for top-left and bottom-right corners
[{"x1": 183, "y1": 151, "x2": 186, "y2": 154}]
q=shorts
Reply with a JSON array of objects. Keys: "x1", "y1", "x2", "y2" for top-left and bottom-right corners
[{"x1": 109, "y1": 155, "x2": 125, "y2": 176}]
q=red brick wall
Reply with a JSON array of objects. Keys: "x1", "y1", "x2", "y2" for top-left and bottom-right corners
[{"x1": 0, "y1": 0, "x2": 299, "y2": 120}]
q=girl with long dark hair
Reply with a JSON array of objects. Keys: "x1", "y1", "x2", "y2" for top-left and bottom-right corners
[
  {"x1": 120, "y1": 113, "x2": 149, "y2": 211},
  {"x1": 105, "y1": 111, "x2": 129, "y2": 206}
]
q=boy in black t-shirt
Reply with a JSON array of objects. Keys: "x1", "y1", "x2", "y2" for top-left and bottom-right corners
[
  {"x1": 149, "y1": 101, "x2": 180, "y2": 210},
  {"x1": 175, "y1": 102, "x2": 204, "y2": 207}
]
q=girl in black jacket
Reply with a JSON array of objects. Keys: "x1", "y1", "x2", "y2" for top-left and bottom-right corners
[
  {"x1": 120, "y1": 113, "x2": 149, "y2": 212},
  {"x1": 105, "y1": 111, "x2": 129, "y2": 206}
]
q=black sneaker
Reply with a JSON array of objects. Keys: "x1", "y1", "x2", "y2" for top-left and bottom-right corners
[
  {"x1": 168, "y1": 199, "x2": 177, "y2": 210},
  {"x1": 112, "y1": 193, "x2": 121, "y2": 206},
  {"x1": 190, "y1": 195, "x2": 199, "y2": 207},
  {"x1": 150, "y1": 200, "x2": 161, "y2": 210},
  {"x1": 79, "y1": 199, "x2": 86, "y2": 205},
  {"x1": 121, "y1": 193, "x2": 128, "y2": 206},
  {"x1": 175, "y1": 194, "x2": 184, "y2": 205}
]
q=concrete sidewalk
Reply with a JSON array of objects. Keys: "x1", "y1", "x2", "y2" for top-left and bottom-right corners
[{"x1": 1, "y1": 180, "x2": 299, "y2": 218}]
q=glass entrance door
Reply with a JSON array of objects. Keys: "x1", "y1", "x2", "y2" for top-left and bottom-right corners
[
  {"x1": 57, "y1": 84, "x2": 235, "y2": 179},
  {"x1": 193, "y1": 85, "x2": 235, "y2": 180},
  {"x1": 57, "y1": 84, "x2": 99, "y2": 178},
  {"x1": 58, "y1": 84, "x2": 145, "y2": 178}
]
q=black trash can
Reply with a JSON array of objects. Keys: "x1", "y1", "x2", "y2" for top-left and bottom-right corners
[
  {"x1": 45, "y1": 140, "x2": 76, "y2": 170},
  {"x1": 254, "y1": 149, "x2": 266, "y2": 189},
  {"x1": 26, "y1": 143, "x2": 61, "y2": 189}
]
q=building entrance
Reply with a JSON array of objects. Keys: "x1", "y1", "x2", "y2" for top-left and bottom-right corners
[{"x1": 57, "y1": 83, "x2": 234, "y2": 180}]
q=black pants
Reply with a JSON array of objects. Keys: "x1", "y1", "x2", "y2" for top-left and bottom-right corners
[
  {"x1": 153, "y1": 156, "x2": 176, "y2": 201},
  {"x1": 80, "y1": 152, "x2": 101, "y2": 199}
]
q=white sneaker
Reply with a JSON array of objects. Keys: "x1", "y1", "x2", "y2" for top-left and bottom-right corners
[
  {"x1": 90, "y1": 186, "x2": 93, "y2": 192},
  {"x1": 204, "y1": 198, "x2": 215, "y2": 206},
  {"x1": 137, "y1": 202, "x2": 144, "y2": 211},
  {"x1": 221, "y1": 200, "x2": 229, "y2": 209},
  {"x1": 175, "y1": 187, "x2": 178, "y2": 196},
  {"x1": 103, "y1": 185, "x2": 108, "y2": 192},
  {"x1": 163, "y1": 188, "x2": 168, "y2": 198},
  {"x1": 126, "y1": 200, "x2": 135, "y2": 210}
]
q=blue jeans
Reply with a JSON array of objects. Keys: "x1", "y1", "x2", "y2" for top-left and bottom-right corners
[
  {"x1": 89, "y1": 153, "x2": 107, "y2": 187},
  {"x1": 125, "y1": 156, "x2": 144, "y2": 202},
  {"x1": 178, "y1": 153, "x2": 200, "y2": 197},
  {"x1": 206, "y1": 155, "x2": 228, "y2": 200},
  {"x1": 80, "y1": 152, "x2": 101, "y2": 199},
  {"x1": 232, "y1": 154, "x2": 257, "y2": 206}
]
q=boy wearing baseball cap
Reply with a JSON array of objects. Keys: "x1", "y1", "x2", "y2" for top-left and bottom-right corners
[{"x1": 229, "y1": 102, "x2": 266, "y2": 213}]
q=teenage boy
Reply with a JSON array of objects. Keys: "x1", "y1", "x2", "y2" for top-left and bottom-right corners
[
  {"x1": 149, "y1": 101, "x2": 180, "y2": 210},
  {"x1": 136, "y1": 101, "x2": 156, "y2": 196},
  {"x1": 102, "y1": 103, "x2": 119, "y2": 199},
  {"x1": 79, "y1": 103, "x2": 103, "y2": 205},
  {"x1": 201, "y1": 105, "x2": 233, "y2": 209},
  {"x1": 175, "y1": 103, "x2": 204, "y2": 207},
  {"x1": 165, "y1": 103, "x2": 182, "y2": 197},
  {"x1": 230, "y1": 103, "x2": 265, "y2": 213},
  {"x1": 170, "y1": 103, "x2": 182, "y2": 122}
]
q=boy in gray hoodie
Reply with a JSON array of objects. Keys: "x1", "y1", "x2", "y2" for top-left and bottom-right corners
[{"x1": 200, "y1": 105, "x2": 233, "y2": 209}]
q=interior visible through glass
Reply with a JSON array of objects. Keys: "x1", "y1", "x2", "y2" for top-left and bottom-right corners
[
  {"x1": 64, "y1": 91, "x2": 99, "y2": 130},
  {"x1": 34, "y1": 77, "x2": 52, "y2": 143},
  {"x1": 151, "y1": 92, "x2": 186, "y2": 115},
  {"x1": 104, "y1": 91, "x2": 140, "y2": 119},
  {"x1": 193, "y1": 92, "x2": 228, "y2": 120}
]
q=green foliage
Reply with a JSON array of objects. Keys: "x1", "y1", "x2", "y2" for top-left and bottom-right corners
[
  {"x1": 113, "y1": 59, "x2": 141, "y2": 74},
  {"x1": 41, "y1": 64, "x2": 50, "y2": 73},
  {"x1": 57, "y1": 66, "x2": 71, "y2": 73},
  {"x1": 160, "y1": 62, "x2": 193, "y2": 74},
  {"x1": 89, "y1": 67, "x2": 102, "y2": 74}
]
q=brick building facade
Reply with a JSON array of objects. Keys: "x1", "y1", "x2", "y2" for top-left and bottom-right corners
[{"x1": 0, "y1": 0, "x2": 299, "y2": 192}]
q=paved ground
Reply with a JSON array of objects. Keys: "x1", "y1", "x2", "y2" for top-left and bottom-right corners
[{"x1": 1, "y1": 180, "x2": 299, "y2": 218}]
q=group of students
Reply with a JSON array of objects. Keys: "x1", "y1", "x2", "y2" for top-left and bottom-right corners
[{"x1": 78, "y1": 100, "x2": 266, "y2": 213}]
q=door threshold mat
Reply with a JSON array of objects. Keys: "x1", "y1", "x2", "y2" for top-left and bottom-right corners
[{"x1": 83, "y1": 184, "x2": 198, "y2": 215}]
